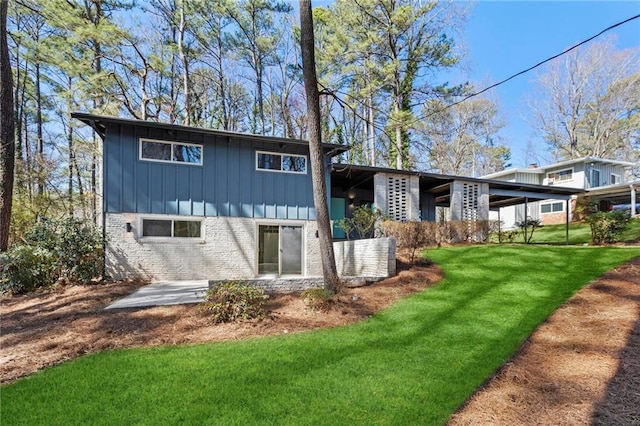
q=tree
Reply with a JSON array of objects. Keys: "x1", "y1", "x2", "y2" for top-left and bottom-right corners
[
  {"x1": 417, "y1": 96, "x2": 509, "y2": 176},
  {"x1": 225, "y1": 0, "x2": 293, "y2": 134},
  {"x1": 531, "y1": 39, "x2": 640, "y2": 161},
  {"x1": 299, "y1": 0, "x2": 340, "y2": 293},
  {"x1": 317, "y1": 0, "x2": 465, "y2": 170},
  {"x1": 1, "y1": 0, "x2": 15, "y2": 251}
]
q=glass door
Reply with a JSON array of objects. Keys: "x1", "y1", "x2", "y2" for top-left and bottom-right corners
[
  {"x1": 258, "y1": 225, "x2": 303, "y2": 276},
  {"x1": 280, "y1": 226, "x2": 302, "y2": 275}
]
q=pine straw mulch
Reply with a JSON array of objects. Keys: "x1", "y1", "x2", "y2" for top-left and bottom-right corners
[
  {"x1": 1, "y1": 255, "x2": 639, "y2": 426},
  {"x1": 449, "y1": 256, "x2": 640, "y2": 426}
]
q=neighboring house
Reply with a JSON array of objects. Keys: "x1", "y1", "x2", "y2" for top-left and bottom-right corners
[
  {"x1": 482, "y1": 157, "x2": 639, "y2": 228},
  {"x1": 73, "y1": 113, "x2": 581, "y2": 282}
]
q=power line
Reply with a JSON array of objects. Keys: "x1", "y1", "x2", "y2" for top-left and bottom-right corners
[{"x1": 414, "y1": 13, "x2": 640, "y2": 123}]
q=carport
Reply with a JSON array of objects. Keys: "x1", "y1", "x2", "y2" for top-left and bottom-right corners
[{"x1": 330, "y1": 164, "x2": 582, "y2": 243}]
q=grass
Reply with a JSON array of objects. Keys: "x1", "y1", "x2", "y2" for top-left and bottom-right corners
[
  {"x1": 2, "y1": 245, "x2": 639, "y2": 425},
  {"x1": 497, "y1": 217, "x2": 640, "y2": 245}
]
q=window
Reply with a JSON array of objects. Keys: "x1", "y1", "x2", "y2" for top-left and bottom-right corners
[
  {"x1": 140, "y1": 139, "x2": 202, "y2": 165},
  {"x1": 611, "y1": 174, "x2": 621, "y2": 185},
  {"x1": 540, "y1": 202, "x2": 564, "y2": 214},
  {"x1": 547, "y1": 168, "x2": 573, "y2": 184},
  {"x1": 142, "y1": 219, "x2": 202, "y2": 238},
  {"x1": 256, "y1": 151, "x2": 306, "y2": 174}
]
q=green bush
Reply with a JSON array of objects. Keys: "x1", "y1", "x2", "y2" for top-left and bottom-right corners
[
  {"x1": 0, "y1": 245, "x2": 57, "y2": 294},
  {"x1": 336, "y1": 204, "x2": 383, "y2": 240},
  {"x1": 585, "y1": 210, "x2": 630, "y2": 244},
  {"x1": 516, "y1": 218, "x2": 542, "y2": 244},
  {"x1": 1, "y1": 217, "x2": 105, "y2": 293},
  {"x1": 301, "y1": 287, "x2": 334, "y2": 311},
  {"x1": 201, "y1": 281, "x2": 269, "y2": 323}
]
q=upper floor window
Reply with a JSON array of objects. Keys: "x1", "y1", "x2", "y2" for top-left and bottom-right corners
[
  {"x1": 547, "y1": 168, "x2": 572, "y2": 184},
  {"x1": 611, "y1": 173, "x2": 621, "y2": 185},
  {"x1": 256, "y1": 151, "x2": 307, "y2": 174},
  {"x1": 140, "y1": 138, "x2": 202, "y2": 165}
]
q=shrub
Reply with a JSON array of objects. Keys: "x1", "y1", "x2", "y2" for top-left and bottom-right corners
[
  {"x1": 585, "y1": 210, "x2": 630, "y2": 244},
  {"x1": 336, "y1": 205, "x2": 383, "y2": 240},
  {"x1": 201, "y1": 281, "x2": 269, "y2": 323},
  {"x1": 516, "y1": 218, "x2": 542, "y2": 244},
  {"x1": 0, "y1": 245, "x2": 57, "y2": 294},
  {"x1": 301, "y1": 287, "x2": 334, "y2": 311},
  {"x1": 382, "y1": 221, "x2": 436, "y2": 262},
  {"x1": 0, "y1": 217, "x2": 105, "y2": 293}
]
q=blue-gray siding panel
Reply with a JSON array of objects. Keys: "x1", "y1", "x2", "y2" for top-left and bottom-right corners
[{"x1": 103, "y1": 123, "x2": 320, "y2": 219}]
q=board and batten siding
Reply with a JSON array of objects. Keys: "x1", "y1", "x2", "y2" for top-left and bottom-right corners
[{"x1": 104, "y1": 122, "x2": 320, "y2": 220}]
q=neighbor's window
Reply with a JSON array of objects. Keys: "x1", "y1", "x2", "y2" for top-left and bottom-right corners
[
  {"x1": 140, "y1": 139, "x2": 202, "y2": 165},
  {"x1": 611, "y1": 173, "x2": 621, "y2": 185},
  {"x1": 547, "y1": 168, "x2": 573, "y2": 184},
  {"x1": 142, "y1": 219, "x2": 202, "y2": 238},
  {"x1": 540, "y1": 202, "x2": 564, "y2": 214},
  {"x1": 256, "y1": 151, "x2": 306, "y2": 174}
]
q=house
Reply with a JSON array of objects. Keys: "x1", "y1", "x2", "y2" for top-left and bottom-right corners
[
  {"x1": 73, "y1": 113, "x2": 582, "y2": 283},
  {"x1": 482, "y1": 157, "x2": 639, "y2": 228}
]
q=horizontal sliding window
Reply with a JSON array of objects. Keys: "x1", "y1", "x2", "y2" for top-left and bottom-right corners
[
  {"x1": 142, "y1": 219, "x2": 202, "y2": 238},
  {"x1": 140, "y1": 139, "x2": 202, "y2": 165},
  {"x1": 547, "y1": 168, "x2": 572, "y2": 184},
  {"x1": 257, "y1": 151, "x2": 306, "y2": 174},
  {"x1": 540, "y1": 202, "x2": 564, "y2": 214}
]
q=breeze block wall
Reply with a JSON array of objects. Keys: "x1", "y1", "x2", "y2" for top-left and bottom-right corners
[{"x1": 333, "y1": 237, "x2": 396, "y2": 278}]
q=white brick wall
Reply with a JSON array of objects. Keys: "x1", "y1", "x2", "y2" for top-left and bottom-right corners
[
  {"x1": 333, "y1": 237, "x2": 396, "y2": 278},
  {"x1": 105, "y1": 213, "x2": 322, "y2": 281}
]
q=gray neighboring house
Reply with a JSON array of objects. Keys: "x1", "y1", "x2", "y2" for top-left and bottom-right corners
[
  {"x1": 482, "y1": 157, "x2": 639, "y2": 229},
  {"x1": 74, "y1": 113, "x2": 582, "y2": 282}
]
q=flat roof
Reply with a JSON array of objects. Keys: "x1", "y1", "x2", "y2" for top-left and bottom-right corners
[
  {"x1": 72, "y1": 112, "x2": 350, "y2": 157},
  {"x1": 331, "y1": 164, "x2": 582, "y2": 209}
]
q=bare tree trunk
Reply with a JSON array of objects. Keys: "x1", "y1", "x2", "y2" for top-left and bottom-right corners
[
  {"x1": 299, "y1": 0, "x2": 340, "y2": 293},
  {"x1": 368, "y1": 93, "x2": 375, "y2": 166},
  {"x1": 0, "y1": 0, "x2": 15, "y2": 251},
  {"x1": 178, "y1": 0, "x2": 190, "y2": 126},
  {"x1": 35, "y1": 62, "x2": 44, "y2": 195}
]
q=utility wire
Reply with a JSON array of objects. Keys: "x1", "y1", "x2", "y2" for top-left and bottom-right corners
[{"x1": 415, "y1": 13, "x2": 640, "y2": 122}]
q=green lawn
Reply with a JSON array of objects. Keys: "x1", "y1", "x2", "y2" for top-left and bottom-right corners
[
  {"x1": 2, "y1": 246, "x2": 639, "y2": 425},
  {"x1": 495, "y1": 217, "x2": 640, "y2": 245}
]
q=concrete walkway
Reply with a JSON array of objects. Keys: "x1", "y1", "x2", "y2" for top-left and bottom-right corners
[{"x1": 105, "y1": 280, "x2": 209, "y2": 309}]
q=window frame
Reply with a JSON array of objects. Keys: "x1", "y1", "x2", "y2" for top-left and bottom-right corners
[
  {"x1": 140, "y1": 217, "x2": 204, "y2": 240},
  {"x1": 139, "y1": 138, "x2": 203, "y2": 166},
  {"x1": 540, "y1": 201, "x2": 564, "y2": 214},
  {"x1": 547, "y1": 168, "x2": 573, "y2": 185},
  {"x1": 256, "y1": 150, "x2": 307, "y2": 175},
  {"x1": 611, "y1": 173, "x2": 621, "y2": 185}
]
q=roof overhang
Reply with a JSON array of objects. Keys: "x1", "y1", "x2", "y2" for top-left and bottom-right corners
[
  {"x1": 330, "y1": 164, "x2": 582, "y2": 209},
  {"x1": 72, "y1": 112, "x2": 350, "y2": 157},
  {"x1": 584, "y1": 181, "x2": 640, "y2": 204}
]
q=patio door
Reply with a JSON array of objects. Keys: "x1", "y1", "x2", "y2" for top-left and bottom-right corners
[{"x1": 258, "y1": 225, "x2": 302, "y2": 276}]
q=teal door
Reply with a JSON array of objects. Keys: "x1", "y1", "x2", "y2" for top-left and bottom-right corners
[{"x1": 330, "y1": 197, "x2": 346, "y2": 239}]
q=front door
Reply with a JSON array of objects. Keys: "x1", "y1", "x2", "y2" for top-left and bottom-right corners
[{"x1": 258, "y1": 225, "x2": 303, "y2": 276}]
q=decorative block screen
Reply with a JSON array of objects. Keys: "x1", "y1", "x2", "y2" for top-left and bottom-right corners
[
  {"x1": 387, "y1": 176, "x2": 409, "y2": 222},
  {"x1": 462, "y1": 183, "x2": 479, "y2": 221}
]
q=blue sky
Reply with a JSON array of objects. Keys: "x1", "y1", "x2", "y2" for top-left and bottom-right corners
[{"x1": 453, "y1": 1, "x2": 640, "y2": 168}]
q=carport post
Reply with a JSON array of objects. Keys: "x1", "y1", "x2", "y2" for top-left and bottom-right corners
[
  {"x1": 498, "y1": 209, "x2": 502, "y2": 243},
  {"x1": 565, "y1": 199, "x2": 569, "y2": 245},
  {"x1": 523, "y1": 197, "x2": 528, "y2": 243}
]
